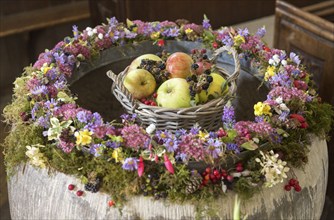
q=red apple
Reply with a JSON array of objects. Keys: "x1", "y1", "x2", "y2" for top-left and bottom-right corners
[
  {"x1": 166, "y1": 52, "x2": 193, "y2": 79},
  {"x1": 193, "y1": 61, "x2": 212, "y2": 75}
]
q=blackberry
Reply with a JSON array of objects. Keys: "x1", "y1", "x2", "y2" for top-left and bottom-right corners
[
  {"x1": 191, "y1": 63, "x2": 199, "y2": 70},
  {"x1": 204, "y1": 69, "x2": 211, "y2": 75},
  {"x1": 186, "y1": 76, "x2": 192, "y2": 82},
  {"x1": 202, "y1": 54, "x2": 208, "y2": 60},
  {"x1": 191, "y1": 75, "x2": 198, "y2": 82},
  {"x1": 202, "y1": 83, "x2": 210, "y2": 90},
  {"x1": 206, "y1": 75, "x2": 213, "y2": 83},
  {"x1": 158, "y1": 63, "x2": 166, "y2": 70},
  {"x1": 190, "y1": 90, "x2": 197, "y2": 97}
]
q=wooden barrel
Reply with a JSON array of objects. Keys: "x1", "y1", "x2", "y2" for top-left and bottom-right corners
[
  {"x1": 8, "y1": 136, "x2": 327, "y2": 219},
  {"x1": 7, "y1": 41, "x2": 328, "y2": 219}
]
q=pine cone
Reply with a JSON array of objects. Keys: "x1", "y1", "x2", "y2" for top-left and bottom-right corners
[{"x1": 185, "y1": 172, "x2": 203, "y2": 195}]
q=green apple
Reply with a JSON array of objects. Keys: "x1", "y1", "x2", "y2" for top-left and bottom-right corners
[
  {"x1": 128, "y1": 54, "x2": 162, "y2": 72},
  {"x1": 166, "y1": 52, "x2": 194, "y2": 79},
  {"x1": 199, "y1": 73, "x2": 229, "y2": 103},
  {"x1": 123, "y1": 69, "x2": 156, "y2": 99},
  {"x1": 157, "y1": 78, "x2": 197, "y2": 108}
]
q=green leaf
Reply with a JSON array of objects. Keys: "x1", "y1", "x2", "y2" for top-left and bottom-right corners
[{"x1": 241, "y1": 141, "x2": 258, "y2": 151}]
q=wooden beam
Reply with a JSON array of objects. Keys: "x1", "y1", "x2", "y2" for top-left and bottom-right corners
[{"x1": 0, "y1": 1, "x2": 90, "y2": 37}]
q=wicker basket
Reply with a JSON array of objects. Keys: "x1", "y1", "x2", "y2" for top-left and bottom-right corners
[{"x1": 107, "y1": 46, "x2": 240, "y2": 131}]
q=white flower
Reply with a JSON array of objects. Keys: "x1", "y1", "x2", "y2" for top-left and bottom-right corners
[
  {"x1": 26, "y1": 144, "x2": 46, "y2": 168},
  {"x1": 255, "y1": 150, "x2": 290, "y2": 187},
  {"x1": 87, "y1": 30, "x2": 94, "y2": 37},
  {"x1": 269, "y1": 54, "x2": 281, "y2": 66},
  {"x1": 93, "y1": 28, "x2": 97, "y2": 34},
  {"x1": 275, "y1": 97, "x2": 283, "y2": 104},
  {"x1": 98, "y1": 33, "x2": 103, "y2": 40},
  {"x1": 85, "y1": 27, "x2": 92, "y2": 31},
  {"x1": 145, "y1": 124, "x2": 156, "y2": 135},
  {"x1": 281, "y1": 60, "x2": 287, "y2": 66}
]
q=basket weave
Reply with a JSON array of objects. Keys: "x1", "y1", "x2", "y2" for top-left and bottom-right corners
[{"x1": 107, "y1": 46, "x2": 240, "y2": 132}]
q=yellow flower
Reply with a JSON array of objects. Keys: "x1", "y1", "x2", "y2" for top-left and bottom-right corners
[
  {"x1": 198, "y1": 131, "x2": 209, "y2": 140},
  {"x1": 112, "y1": 148, "x2": 124, "y2": 163},
  {"x1": 150, "y1": 32, "x2": 160, "y2": 40},
  {"x1": 264, "y1": 66, "x2": 276, "y2": 81},
  {"x1": 233, "y1": 35, "x2": 245, "y2": 46},
  {"x1": 185, "y1": 28, "x2": 193, "y2": 35},
  {"x1": 254, "y1": 102, "x2": 272, "y2": 116},
  {"x1": 41, "y1": 63, "x2": 52, "y2": 74},
  {"x1": 75, "y1": 129, "x2": 93, "y2": 145}
]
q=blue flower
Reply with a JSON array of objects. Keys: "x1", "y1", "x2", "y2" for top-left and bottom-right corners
[
  {"x1": 90, "y1": 144, "x2": 103, "y2": 157},
  {"x1": 237, "y1": 28, "x2": 249, "y2": 37},
  {"x1": 226, "y1": 143, "x2": 240, "y2": 154},
  {"x1": 76, "y1": 110, "x2": 91, "y2": 123},
  {"x1": 105, "y1": 141, "x2": 121, "y2": 149},
  {"x1": 206, "y1": 138, "x2": 222, "y2": 158},
  {"x1": 222, "y1": 35, "x2": 234, "y2": 46},
  {"x1": 202, "y1": 17, "x2": 211, "y2": 29},
  {"x1": 256, "y1": 26, "x2": 266, "y2": 38},
  {"x1": 72, "y1": 25, "x2": 79, "y2": 39},
  {"x1": 164, "y1": 137, "x2": 178, "y2": 152},
  {"x1": 289, "y1": 52, "x2": 301, "y2": 65},
  {"x1": 222, "y1": 105, "x2": 236, "y2": 129},
  {"x1": 31, "y1": 85, "x2": 48, "y2": 96},
  {"x1": 162, "y1": 27, "x2": 179, "y2": 38},
  {"x1": 175, "y1": 152, "x2": 188, "y2": 162},
  {"x1": 122, "y1": 157, "x2": 138, "y2": 171}
]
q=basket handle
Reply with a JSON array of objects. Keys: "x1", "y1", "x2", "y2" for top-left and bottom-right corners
[
  {"x1": 210, "y1": 46, "x2": 240, "y2": 84},
  {"x1": 106, "y1": 68, "x2": 137, "y2": 108}
]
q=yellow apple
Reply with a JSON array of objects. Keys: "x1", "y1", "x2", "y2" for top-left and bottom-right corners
[
  {"x1": 199, "y1": 73, "x2": 229, "y2": 103},
  {"x1": 157, "y1": 78, "x2": 198, "y2": 108},
  {"x1": 123, "y1": 69, "x2": 156, "y2": 99},
  {"x1": 128, "y1": 54, "x2": 162, "y2": 72}
]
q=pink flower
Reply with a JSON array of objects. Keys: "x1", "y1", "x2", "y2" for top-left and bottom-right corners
[
  {"x1": 121, "y1": 124, "x2": 150, "y2": 150},
  {"x1": 164, "y1": 154, "x2": 174, "y2": 174},
  {"x1": 138, "y1": 156, "x2": 144, "y2": 177}
]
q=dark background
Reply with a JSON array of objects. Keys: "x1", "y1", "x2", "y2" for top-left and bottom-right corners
[{"x1": 0, "y1": 0, "x2": 332, "y2": 219}]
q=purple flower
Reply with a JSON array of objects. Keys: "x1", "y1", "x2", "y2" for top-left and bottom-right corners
[
  {"x1": 121, "y1": 113, "x2": 137, "y2": 123},
  {"x1": 202, "y1": 17, "x2": 211, "y2": 29},
  {"x1": 156, "y1": 130, "x2": 173, "y2": 141},
  {"x1": 121, "y1": 124, "x2": 150, "y2": 149},
  {"x1": 256, "y1": 26, "x2": 266, "y2": 38},
  {"x1": 206, "y1": 138, "x2": 222, "y2": 158},
  {"x1": 190, "y1": 126, "x2": 200, "y2": 135},
  {"x1": 289, "y1": 52, "x2": 301, "y2": 65},
  {"x1": 226, "y1": 143, "x2": 240, "y2": 154},
  {"x1": 90, "y1": 144, "x2": 103, "y2": 157},
  {"x1": 222, "y1": 105, "x2": 235, "y2": 129},
  {"x1": 31, "y1": 103, "x2": 40, "y2": 120},
  {"x1": 164, "y1": 137, "x2": 178, "y2": 152},
  {"x1": 175, "y1": 152, "x2": 188, "y2": 162},
  {"x1": 44, "y1": 99, "x2": 59, "y2": 111},
  {"x1": 76, "y1": 110, "x2": 92, "y2": 123},
  {"x1": 37, "y1": 115, "x2": 50, "y2": 128},
  {"x1": 162, "y1": 27, "x2": 179, "y2": 38},
  {"x1": 105, "y1": 141, "x2": 121, "y2": 149},
  {"x1": 279, "y1": 111, "x2": 289, "y2": 121},
  {"x1": 175, "y1": 128, "x2": 187, "y2": 138},
  {"x1": 109, "y1": 17, "x2": 118, "y2": 28},
  {"x1": 269, "y1": 72, "x2": 292, "y2": 87},
  {"x1": 72, "y1": 25, "x2": 79, "y2": 39},
  {"x1": 222, "y1": 35, "x2": 234, "y2": 46},
  {"x1": 122, "y1": 157, "x2": 138, "y2": 171},
  {"x1": 125, "y1": 31, "x2": 137, "y2": 39},
  {"x1": 237, "y1": 28, "x2": 249, "y2": 37},
  {"x1": 31, "y1": 85, "x2": 48, "y2": 96}
]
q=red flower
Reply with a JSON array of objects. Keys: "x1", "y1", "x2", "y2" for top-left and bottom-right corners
[
  {"x1": 137, "y1": 156, "x2": 144, "y2": 177},
  {"x1": 212, "y1": 41, "x2": 219, "y2": 49},
  {"x1": 290, "y1": 114, "x2": 308, "y2": 129},
  {"x1": 293, "y1": 80, "x2": 308, "y2": 90},
  {"x1": 157, "y1": 39, "x2": 165, "y2": 47},
  {"x1": 164, "y1": 154, "x2": 174, "y2": 174}
]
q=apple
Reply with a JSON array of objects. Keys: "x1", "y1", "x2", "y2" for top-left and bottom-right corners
[
  {"x1": 193, "y1": 61, "x2": 212, "y2": 75},
  {"x1": 166, "y1": 52, "x2": 193, "y2": 79},
  {"x1": 128, "y1": 54, "x2": 162, "y2": 72},
  {"x1": 123, "y1": 69, "x2": 156, "y2": 99},
  {"x1": 156, "y1": 78, "x2": 197, "y2": 108},
  {"x1": 199, "y1": 73, "x2": 229, "y2": 103}
]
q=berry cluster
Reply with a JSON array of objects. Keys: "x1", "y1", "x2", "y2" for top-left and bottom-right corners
[
  {"x1": 84, "y1": 174, "x2": 102, "y2": 193},
  {"x1": 186, "y1": 49, "x2": 214, "y2": 98},
  {"x1": 140, "y1": 94, "x2": 157, "y2": 106},
  {"x1": 284, "y1": 178, "x2": 301, "y2": 192},
  {"x1": 140, "y1": 172, "x2": 167, "y2": 200},
  {"x1": 138, "y1": 53, "x2": 169, "y2": 85},
  {"x1": 68, "y1": 184, "x2": 84, "y2": 197}
]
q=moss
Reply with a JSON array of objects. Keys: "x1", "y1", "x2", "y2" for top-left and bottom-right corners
[{"x1": 2, "y1": 124, "x2": 45, "y2": 176}]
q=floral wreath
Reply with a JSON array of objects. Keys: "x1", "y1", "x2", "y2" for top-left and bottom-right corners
[{"x1": 3, "y1": 16, "x2": 333, "y2": 210}]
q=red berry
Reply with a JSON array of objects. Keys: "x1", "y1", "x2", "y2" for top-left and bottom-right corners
[
  {"x1": 236, "y1": 166, "x2": 243, "y2": 172},
  {"x1": 108, "y1": 200, "x2": 115, "y2": 207},
  {"x1": 227, "y1": 175, "x2": 234, "y2": 182},
  {"x1": 68, "y1": 184, "x2": 75, "y2": 191},
  {"x1": 144, "y1": 100, "x2": 150, "y2": 105},
  {"x1": 140, "y1": 98, "x2": 146, "y2": 103},
  {"x1": 153, "y1": 93, "x2": 158, "y2": 98},
  {"x1": 151, "y1": 102, "x2": 157, "y2": 106},
  {"x1": 294, "y1": 184, "x2": 302, "y2": 192},
  {"x1": 289, "y1": 178, "x2": 298, "y2": 187},
  {"x1": 284, "y1": 184, "x2": 292, "y2": 191},
  {"x1": 213, "y1": 170, "x2": 220, "y2": 177},
  {"x1": 217, "y1": 129, "x2": 226, "y2": 137},
  {"x1": 201, "y1": 49, "x2": 207, "y2": 54},
  {"x1": 205, "y1": 167, "x2": 211, "y2": 174},
  {"x1": 221, "y1": 169, "x2": 227, "y2": 178},
  {"x1": 204, "y1": 174, "x2": 210, "y2": 181},
  {"x1": 76, "y1": 190, "x2": 84, "y2": 196},
  {"x1": 210, "y1": 174, "x2": 216, "y2": 181},
  {"x1": 202, "y1": 171, "x2": 207, "y2": 177}
]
